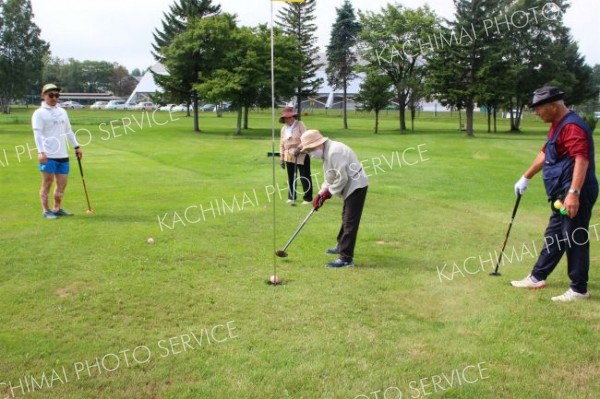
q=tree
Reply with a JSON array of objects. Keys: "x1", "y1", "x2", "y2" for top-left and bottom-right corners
[
  {"x1": 426, "y1": 0, "x2": 504, "y2": 137},
  {"x1": 42, "y1": 58, "x2": 136, "y2": 97},
  {"x1": 494, "y1": 0, "x2": 593, "y2": 131},
  {"x1": 326, "y1": 0, "x2": 361, "y2": 129},
  {"x1": 152, "y1": 0, "x2": 221, "y2": 61},
  {"x1": 0, "y1": 0, "x2": 49, "y2": 113},
  {"x1": 152, "y1": 0, "x2": 221, "y2": 130},
  {"x1": 162, "y1": 14, "x2": 237, "y2": 131},
  {"x1": 80, "y1": 60, "x2": 113, "y2": 93},
  {"x1": 111, "y1": 63, "x2": 137, "y2": 97},
  {"x1": 195, "y1": 24, "x2": 301, "y2": 135},
  {"x1": 354, "y1": 71, "x2": 394, "y2": 133},
  {"x1": 359, "y1": 4, "x2": 438, "y2": 132},
  {"x1": 549, "y1": 35, "x2": 595, "y2": 107},
  {"x1": 476, "y1": 56, "x2": 513, "y2": 133},
  {"x1": 276, "y1": 0, "x2": 322, "y2": 118},
  {"x1": 590, "y1": 64, "x2": 600, "y2": 97}
]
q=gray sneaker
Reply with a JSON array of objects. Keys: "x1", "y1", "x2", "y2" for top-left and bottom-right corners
[
  {"x1": 53, "y1": 208, "x2": 74, "y2": 217},
  {"x1": 42, "y1": 210, "x2": 58, "y2": 219},
  {"x1": 326, "y1": 258, "x2": 354, "y2": 268},
  {"x1": 325, "y1": 246, "x2": 340, "y2": 255}
]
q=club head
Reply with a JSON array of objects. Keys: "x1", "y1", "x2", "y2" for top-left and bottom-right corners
[
  {"x1": 489, "y1": 271, "x2": 501, "y2": 276},
  {"x1": 275, "y1": 250, "x2": 288, "y2": 258},
  {"x1": 85, "y1": 209, "x2": 95, "y2": 215}
]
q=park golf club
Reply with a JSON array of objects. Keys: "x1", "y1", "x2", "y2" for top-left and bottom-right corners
[
  {"x1": 76, "y1": 156, "x2": 94, "y2": 214},
  {"x1": 275, "y1": 207, "x2": 316, "y2": 257},
  {"x1": 490, "y1": 193, "x2": 522, "y2": 276},
  {"x1": 291, "y1": 152, "x2": 298, "y2": 206},
  {"x1": 291, "y1": 147, "x2": 301, "y2": 207}
]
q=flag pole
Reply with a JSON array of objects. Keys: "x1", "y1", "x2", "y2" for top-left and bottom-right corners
[{"x1": 270, "y1": 0, "x2": 278, "y2": 281}]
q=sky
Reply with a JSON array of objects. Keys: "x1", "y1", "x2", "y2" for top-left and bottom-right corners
[{"x1": 28, "y1": 0, "x2": 600, "y2": 72}]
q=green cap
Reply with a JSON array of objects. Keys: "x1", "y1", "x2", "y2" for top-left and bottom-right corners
[{"x1": 42, "y1": 83, "x2": 61, "y2": 94}]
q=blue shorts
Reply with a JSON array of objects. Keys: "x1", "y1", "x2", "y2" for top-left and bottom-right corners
[{"x1": 39, "y1": 158, "x2": 70, "y2": 174}]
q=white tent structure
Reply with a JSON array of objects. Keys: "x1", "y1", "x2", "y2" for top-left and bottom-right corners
[
  {"x1": 299, "y1": 69, "x2": 364, "y2": 111},
  {"x1": 126, "y1": 62, "x2": 167, "y2": 104}
]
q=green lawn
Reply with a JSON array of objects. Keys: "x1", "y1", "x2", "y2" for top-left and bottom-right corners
[{"x1": 0, "y1": 107, "x2": 598, "y2": 399}]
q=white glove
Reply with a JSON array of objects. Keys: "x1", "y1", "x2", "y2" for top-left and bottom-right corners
[{"x1": 514, "y1": 176, "x2": 529, "y2": 196}]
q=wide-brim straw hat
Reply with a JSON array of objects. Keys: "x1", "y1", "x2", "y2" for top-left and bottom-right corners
[
  {"x1": 278, "y1": 107, "x2": 298, "y2": 123},
  {"x1": 299, "y1": 129, "x2": 328, "y2": 153},
  {"x1": 529, "y1": 86, "x2": 565, "y2": 108}
]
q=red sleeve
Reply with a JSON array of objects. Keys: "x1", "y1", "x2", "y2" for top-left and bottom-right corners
[
  {"x1": 556, "y1": 124, "x2": 588, "y2": 160},
  {"x1": 541, "y1": 122, "x2": 559, "y2": 154}
]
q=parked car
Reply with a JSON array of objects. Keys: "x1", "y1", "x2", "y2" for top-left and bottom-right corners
[
  {"x1": 159, "y1": 104, "x2": 176, "y2": 111},
  {"x1": 594, "y1": 111, "x2": 600, "y2": 120},
  {"x1": 217, "y1": 102, "x2": 232, "y2": 112},
  {"x1": 90, "y1": 101, "x2": 108, "y2": 110},
  {"x1": 59, "y1": 101, "x2": 84, "y2": 109},
  {"x1": 201, "y1": 103, "x2": 215, "y2": 112},
  {"x1": 105, "y1": 100, "x2": 128, "y2": 110},
  {"x1": 171, "y1": 104, "x2": 189, "y2": 112},
  {"x1": 503, "y1": 109, "x2": 522, "y2": 119},
  {"x1": 134, "y1": 101, "x2": 157, "y2": 111}
]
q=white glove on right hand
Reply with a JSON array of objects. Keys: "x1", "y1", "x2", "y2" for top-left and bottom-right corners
[{"x1": 514, "y1": 176, "x2": 529, "y2": 196}]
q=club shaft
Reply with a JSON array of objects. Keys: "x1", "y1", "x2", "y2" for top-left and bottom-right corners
[
  {"x1": 77, "y1": 157, "x2": 93, "y2": 211},
  {"x1": 280, "y1": 208, "x2": 315, "y2": 252},
  {"x1": 292, "y1": 156, "x2": 298, "y2": 205},
  {"x1": 493, "y1": 194, "x2": 521, "y2": 273}
]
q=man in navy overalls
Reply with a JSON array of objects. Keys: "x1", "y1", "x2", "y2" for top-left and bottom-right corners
[{"x1": 511, "y1": 86, "x2": 598, "y2": 302}]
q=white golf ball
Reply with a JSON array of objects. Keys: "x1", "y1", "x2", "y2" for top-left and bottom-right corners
[
  {"x1": 147, "y1": 238, "x2": 154, "y2": 244},
  {"x1": 269, "y1": 275, "x2": 280, "y2": 284}
]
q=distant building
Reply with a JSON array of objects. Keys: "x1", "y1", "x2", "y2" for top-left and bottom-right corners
[
  {"x1": 297, "y1": 53, "x2": 448, "y2": 112},
  {"x1": 130, "y1": 59, "x2": 451, "y2": 112},
  {"x1": 54, "y1": 92, "x2": 122, "y2": 105},
  {"x1": 126, "y1": 63, "x2": 166, "y2": 104}
]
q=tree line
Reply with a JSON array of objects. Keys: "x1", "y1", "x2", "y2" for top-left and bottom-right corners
[
  {"x1": 350, "y1": 0, "x2": 598, "y2": 135},
  {"x1": 151, "y1": 0, "x2": 311, "y2": 134},
  {"x1": 151, "y1": 0, "x2": 598, "y2": 136},
  {"x1": 1, "y1": 0, "x2": 598, "y2": 137}
]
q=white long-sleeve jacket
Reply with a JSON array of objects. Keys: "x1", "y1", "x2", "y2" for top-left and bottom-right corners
[{"x1": 320, "y1": 140, "x2": 368, "y2": 200}]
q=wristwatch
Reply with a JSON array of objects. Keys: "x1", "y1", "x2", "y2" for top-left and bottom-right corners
[{"x1": 568, "y1": 188, "x2": 580, "y2": 196}]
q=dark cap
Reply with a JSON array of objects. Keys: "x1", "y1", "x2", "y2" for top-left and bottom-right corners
[{"x1": 529, "y1": 86, "x2": 565, "y2": 108}]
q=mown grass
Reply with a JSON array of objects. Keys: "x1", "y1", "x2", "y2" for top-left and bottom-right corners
[{"x1": 0, "y1": 107, "x2": 598, "y2": 399}]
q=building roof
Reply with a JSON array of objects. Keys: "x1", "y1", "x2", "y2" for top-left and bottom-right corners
[{"x1": 126, "y1": 62, "x2": 167, "y2": 104}]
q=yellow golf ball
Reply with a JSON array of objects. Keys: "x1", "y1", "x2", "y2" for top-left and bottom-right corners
[{"x1": 553, "y1": 200, "x2": 563, "y2": 210}]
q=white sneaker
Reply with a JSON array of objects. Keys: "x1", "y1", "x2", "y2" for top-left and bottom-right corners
[
  {"x1": 551, "y1": 288, "x2": 590, "y2": 302},
  {"x1": 510, "y1": 274, "x2": 547, "y2": 289},
  {"x1": 286, "y1": 199, "x2": 293, "y2": 204}
]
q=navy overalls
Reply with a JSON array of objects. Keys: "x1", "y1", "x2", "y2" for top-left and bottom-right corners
[{"x1": 531, "y1": 112, "x2": 598, "y2": 293}]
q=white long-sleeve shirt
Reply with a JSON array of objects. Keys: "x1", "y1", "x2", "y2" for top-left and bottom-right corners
[
  {"x1": 321, "y1": 140, "x2": 368, "y2": 199},
  {"x1": 32, "y1": 102, "x2": 80, "y2": 158}
]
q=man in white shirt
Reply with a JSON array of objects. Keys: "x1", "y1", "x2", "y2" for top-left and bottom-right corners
[
  {"x1": 32, "y1": 84, "x2": 83, "y2": 219},
  {"x1": 299, "y1": 129, "x2": 368, "y2": 268}
]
